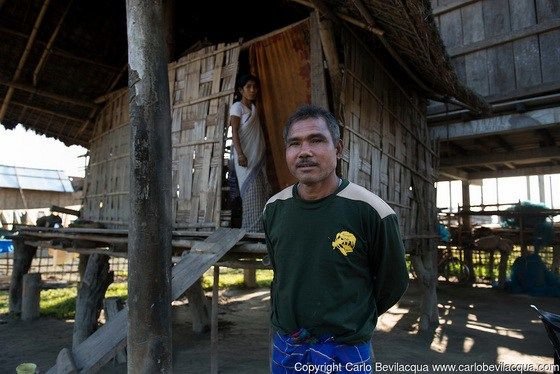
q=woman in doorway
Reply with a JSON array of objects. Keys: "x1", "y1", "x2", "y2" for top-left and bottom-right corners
[{"x1": 229, "y1": 73, "x2": 269, "y2": 232}]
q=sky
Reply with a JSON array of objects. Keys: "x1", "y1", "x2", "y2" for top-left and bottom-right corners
[{"x1": 0, "y1": 124, "x2": 87, "y2": 178}]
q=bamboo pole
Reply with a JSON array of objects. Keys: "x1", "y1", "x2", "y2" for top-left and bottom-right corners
[
  {"x1": 126, "y1": 0, "x2": 173, "y2": 372},
  {"x1": 33, "y1": 0, "x2": 74, "y2": 86}
]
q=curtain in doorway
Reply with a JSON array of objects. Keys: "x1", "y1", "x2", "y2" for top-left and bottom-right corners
[{"x1": 249, "y1": 20, "x2": 311, "y2": 190}]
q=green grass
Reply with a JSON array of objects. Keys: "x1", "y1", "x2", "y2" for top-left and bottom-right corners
[
  {"x1": 0, "y1": 291, "x2": 7, "y2": 315},
  {"x1": 201, "y1": 268, "x2": 273, "y2": 290},
  {"x1": 0, "y1": 268, "x2": 273, "y2": 319},
  {"x1": 0, "y1": 282, "x2": 129, "y2": 319}
]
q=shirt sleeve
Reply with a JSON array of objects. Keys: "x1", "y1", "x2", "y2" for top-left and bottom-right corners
[
  {"x1": 229, "y1": 101, "x2": 243, "y2": 118},
  {"x1": 369, "y1": 213, "x2": 409, "y2": 315}
]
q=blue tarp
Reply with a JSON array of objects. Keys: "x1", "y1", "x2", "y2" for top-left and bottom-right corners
[
  {"x1": 0, "y1": 238, "x2": 14, "y2": 253},
  {"x1": 506, "y1": 254, "x2": 560, "y2": 297}
]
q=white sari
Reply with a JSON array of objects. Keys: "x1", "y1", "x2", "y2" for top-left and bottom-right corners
[{"x1": 230, "y1": 101, "x2": 269, "y2": 232}]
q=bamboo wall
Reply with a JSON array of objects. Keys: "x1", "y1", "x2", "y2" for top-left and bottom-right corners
[
  {"x1": 339, "y1": 30, "x2": 438, "y2": 247},
  {"x1": 82, "y1": 44, "x2": 240, "y2": 228},
  {"x1": 431, "y1": 0, "x2": 560, "y2": 102}
]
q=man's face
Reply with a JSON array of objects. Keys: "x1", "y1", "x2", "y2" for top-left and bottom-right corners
[{"x1": 285, "y1": 117, "x2": 342, "y2": 186}]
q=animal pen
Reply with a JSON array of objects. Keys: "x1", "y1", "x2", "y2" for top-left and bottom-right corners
[{"x1": 0, "y1": 0, "x2": 489, "y2": 372}]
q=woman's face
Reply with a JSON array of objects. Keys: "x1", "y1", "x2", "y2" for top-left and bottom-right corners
[{"x1": 239, "y1": 80, "x2": 258, "y2": 102}]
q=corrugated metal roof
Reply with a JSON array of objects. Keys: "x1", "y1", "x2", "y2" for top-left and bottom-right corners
[{"x1": 0, "y1": 165, "x2": 74, "y2": 193}]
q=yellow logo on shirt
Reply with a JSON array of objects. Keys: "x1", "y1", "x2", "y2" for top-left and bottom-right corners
[{"x1": 332, "y1": 231, "x2": 356, "y2": 256}]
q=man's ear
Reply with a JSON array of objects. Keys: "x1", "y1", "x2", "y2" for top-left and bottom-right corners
[{"x1": 335, "y1": 139, "x2": 343, "y2": 159}]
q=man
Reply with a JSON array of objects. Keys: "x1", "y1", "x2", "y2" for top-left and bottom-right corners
[{"x1": 263, "y1": 105, "x2": 408, "y2": 373}]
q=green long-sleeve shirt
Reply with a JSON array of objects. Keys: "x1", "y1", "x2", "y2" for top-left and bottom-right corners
[{"x1": 263, "y1": 179, "x2": 408, "y2": 344}]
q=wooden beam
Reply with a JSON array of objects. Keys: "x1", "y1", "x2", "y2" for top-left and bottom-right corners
[
  {"x1": 430, "y1": 106, "x2": 560, "y2": 141},
  {"x1": 536, "y1": 128, "x2": 556, "y2": 147},
  {"x1": 438, "y1": 168, "x2": 469, "y2": 181},
  {"x1": 474, "y1": 138, "x2": 492, "y2": 152},
  {"x1": 447, "y1": 141, "x2": 469, "y2": 155},
  {"x1": 432, "y1": 0, "x2": 480, "y2": 16},
  {"x1": 428, "y1": 89, "x2": 560, "y2": 121},
  {"x1": 468, "y1": 165, "x2": 560, "y2": 179},
  {"x1": 447, "y1": 18, "x2": 560, "y2": 58},
  {"x1": 7, "y1": 100, "x2": 86, "y2": 123},
  {"x1": 0, "y1": 26, "x2": 122, "y2": 73},
  {"x1": 51, "y1": 205, "x2": 81, "y2": 216},
  {"x1": 0, "y1": 81, "x2": 97, "y2": 109},
  {"x1": 309, "y1": 0, "x2": 343, "y2": 110},
  {"x1": 309, "y1": 12, "x2": 328, "y2": 108},
  {"x1": 0, "y1": 0, "x2": 51, "y2": 121},
  {"x1": 441, "y1": 146, "x2": 560, "y2": 168},
  {"x1": 126, "y1": 1, "x2": 173, "y2": 372},
  {"x1": 491, "y1": 135, "x2": 514, "y2": 152},
  {"x1": 291, "y1": 0, "x2": 384, "y2": 35},
  {"x1": 33, "y1": 0, "x2": 74, "y2": 86}
]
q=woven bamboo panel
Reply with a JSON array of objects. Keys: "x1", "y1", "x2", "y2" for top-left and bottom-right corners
[
  {"x1": 171, "y1": 43, "x2": 239, "y2": 226},
  {"x1": 82, "y1": 43, "x2": 240, "y2": 227},
  {"x1": 83, "y1": 90, "x2": 130, "y2": 227},
  {"x1": 339, "y1": 31, "x2": 438, "y2": 242}
]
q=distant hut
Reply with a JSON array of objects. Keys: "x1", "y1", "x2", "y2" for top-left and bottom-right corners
[{"x1": 0, "y1": 165, "x2": 80, "y2": 226}]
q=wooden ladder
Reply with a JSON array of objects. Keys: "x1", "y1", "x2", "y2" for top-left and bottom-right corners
[{"x1": 47, "y1": 227, "x2": 246, "y2": 373}]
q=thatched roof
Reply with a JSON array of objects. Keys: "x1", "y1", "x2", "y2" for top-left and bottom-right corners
[{"x1": 0, "y1": 0, "x2": 487, "y2": 147}]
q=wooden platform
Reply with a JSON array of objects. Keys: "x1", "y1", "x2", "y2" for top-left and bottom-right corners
[{"x1": 46, "y1": 227, "x2": 246, "y2": 373}]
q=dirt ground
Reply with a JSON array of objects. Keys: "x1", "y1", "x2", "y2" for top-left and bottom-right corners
[{"x1": 1, "y1": 280, "x2": 559, "y2": 374}]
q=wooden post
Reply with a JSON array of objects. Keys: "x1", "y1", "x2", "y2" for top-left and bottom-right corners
[
  {"x1": 520, "y1": 216, "x2": 528, "y2": 256},
  {"x1": 21, "y1": 273, "x2": 42, "y2": 321},
  {"x1": 312, "y1": 6, "x2": 342, "y2": 110},
  {"x1": 126, "y1": 0, "x2": 173, "y2": 372},
  {"x1": 410, "y1": 240, "x2": 439, "y2": 330},
  {"x1": 243, "y1": 268, "x2": 257, "y2": 288},
  {"x1": 497, "y1": 250, "x2": 510, "y2": 288},
  {"x1": 9, "y1": 238, "x2": 37, "y2": 314},
  {"x1": 184, "y1": 277, "x2": 210, "y2": 333},
  {"x1": 73, "y1": 254, "x2": 113, "y2": 348},
  {"x1": 210, "y1": 266, "x2": 220, "y2": 374},
  {"x1": 77, "y1": 254, "x2": 90, "y2": 281},
  {"x1": 461, "y1": 180, "x2": 475, "y2": 283},
  {"x1": 552, "y1": 244, "x2": 560, "y2": 275}
]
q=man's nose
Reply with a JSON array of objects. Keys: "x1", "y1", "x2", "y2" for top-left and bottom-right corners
[{"x1": 298, "y1": 142, "x2": 313, "y2": 157}]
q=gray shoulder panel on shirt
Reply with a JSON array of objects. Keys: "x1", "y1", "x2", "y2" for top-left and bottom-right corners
[
  {"x1": 336, "y1": 182, "x2": 395, "y2": 219},
  {"x1": 264, "y1": 185, "x2": 293, "y2": 212}
]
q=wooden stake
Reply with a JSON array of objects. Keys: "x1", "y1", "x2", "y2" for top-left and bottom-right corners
[
  {"x1": 210, "y1": 266, "x2": 220, "y2": 374},
  {"x1": 21, "y1": 273, "x2": 42, "y2": 321}
]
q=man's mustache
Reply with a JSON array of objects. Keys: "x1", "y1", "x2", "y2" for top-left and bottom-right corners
[{"x1": 296, "y1": 161, "x2": 318, "y2": 168}]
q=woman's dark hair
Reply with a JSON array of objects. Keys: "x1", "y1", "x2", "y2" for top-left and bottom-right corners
[{"x1": 233, "y1": 73, "x2": 259, "y2": 102}]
